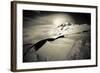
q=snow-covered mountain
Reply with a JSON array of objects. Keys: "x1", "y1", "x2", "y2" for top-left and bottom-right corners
[
  {"x1": 48, "y1": 22, "x2": 90, "y2": 39},
  {"x1": 23, "y1": 22, "x2": 91, "y2": 62}
]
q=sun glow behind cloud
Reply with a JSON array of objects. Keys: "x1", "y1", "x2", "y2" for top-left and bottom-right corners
[{"x1": 52, "y1": 14, "x2": 75, "y2": 26}]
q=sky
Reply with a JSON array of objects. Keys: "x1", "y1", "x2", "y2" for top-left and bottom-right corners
[{"x1": 23, "y1": 10, "x2": 91, "y2": 44}]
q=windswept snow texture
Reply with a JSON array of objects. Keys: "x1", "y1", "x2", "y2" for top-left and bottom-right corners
[{"x1": 23, "y1": 10, "x2": 91, "y2": 62}]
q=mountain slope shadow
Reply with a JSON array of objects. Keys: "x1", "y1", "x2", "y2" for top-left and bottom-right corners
[{"x1": 23, "y1": 35, "x2": 64, "y2": 57}]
